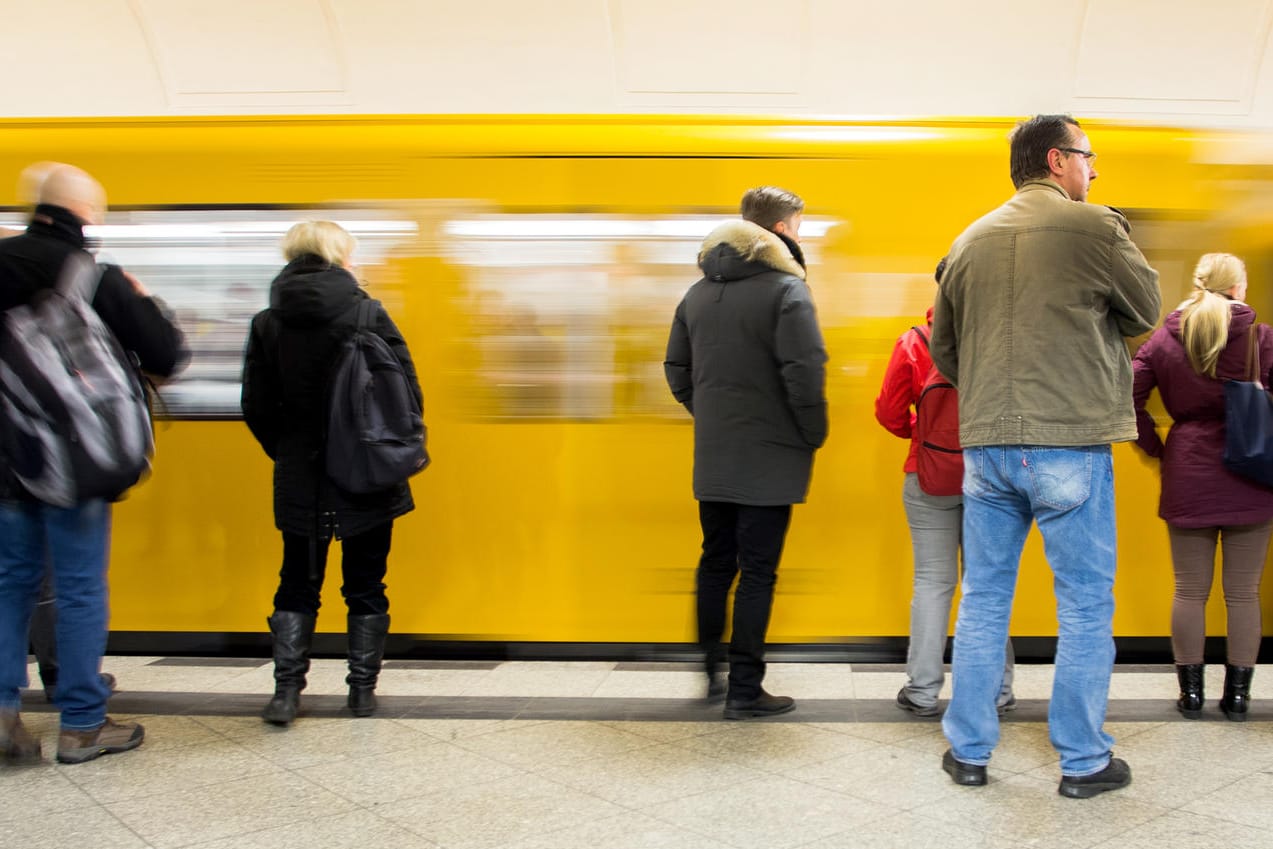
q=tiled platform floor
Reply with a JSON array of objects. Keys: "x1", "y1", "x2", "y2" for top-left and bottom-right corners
[{"x1": 5, "y1": 659, "x2": 1273, "y2": 849}]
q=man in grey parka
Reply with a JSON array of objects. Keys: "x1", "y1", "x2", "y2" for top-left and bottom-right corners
[{"x1": 664, "y1": 186, "x2": 829, "y2": 719}]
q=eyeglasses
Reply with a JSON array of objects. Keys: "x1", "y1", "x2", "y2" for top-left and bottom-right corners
[{"x1": 1058, "y1": 147, "x2": 1097, "y2": 162}]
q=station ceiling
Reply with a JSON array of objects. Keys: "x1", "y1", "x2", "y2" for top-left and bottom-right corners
[{"x1": 5, "y1": 0, "x2": 1273, "y2": 128}]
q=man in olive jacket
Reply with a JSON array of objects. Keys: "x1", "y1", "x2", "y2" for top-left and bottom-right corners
[
  {"x1": 665, "y1": 187, "x2": 828, "y2": 719},
  {"x1": 931, "y1": 115, "x2": 1160, "y2": 798}
]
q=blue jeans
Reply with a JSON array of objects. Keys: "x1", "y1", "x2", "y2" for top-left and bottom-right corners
[
  {"x1": 0, "y1": 499, "x2": 111, "y2": 730},
  {"x1": 942, "y1": 446, "x2": 1117, "y2": 777}
]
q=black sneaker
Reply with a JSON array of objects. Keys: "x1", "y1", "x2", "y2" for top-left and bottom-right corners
[
  {"x1": 896, "y1": 688, "x2": 940, "y2": 717},
  {"x1": 996, "y1": 695, "x2": 1017, "y2": 716},
  {"x1": 723, "y1": 690, "x2": 795, "y2": 720},
  {"x1": 1058, "y1": 757, "x2": 1131, "y2": 799},
  {"x1": 942, "y1": 749, "x2": 987, "y2": 786}
]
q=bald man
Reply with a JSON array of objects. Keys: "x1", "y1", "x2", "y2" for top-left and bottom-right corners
[{"x1": 0, "y1": 163, "x2": 187, "y2": 765}]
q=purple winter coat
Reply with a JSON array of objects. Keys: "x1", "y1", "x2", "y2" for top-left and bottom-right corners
[{"x1": 1132, "y1": 303, "x2": 1273, "y2": 528}]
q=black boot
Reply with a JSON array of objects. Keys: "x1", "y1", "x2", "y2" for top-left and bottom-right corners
[
  {"x1": 262, "y1": 611, "x2": 316, "y2": 726},
  {"x1": 1220, "y1": 664, "x2": 1254, "y2": 722},
  {"x1": 347, "y1": 614, "x2": 390, "y2": 717},
  {"x1": 1175, "y1": 664, "x2": 1204, "y2": 719}
]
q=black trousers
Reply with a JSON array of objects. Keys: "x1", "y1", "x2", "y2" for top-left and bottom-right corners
[
  {"x1": 274, "y1": 522, "x2": 393, "y2": 617},
  {"x1": 696, "y1": 501, "x2": 793, "y2": 701}
]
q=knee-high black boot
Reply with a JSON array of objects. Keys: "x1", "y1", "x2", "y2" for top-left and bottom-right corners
[
  {"x1": 263, "y1": 611, "x2": 316, "y2": 726},
  {"x1": 1175, "y1": 664, "x2": 1204, "y2": 719},
  {"x1": 347, "y1": 614, "x2": 390, "y2": 717},
  {"x1": 1221, "y1": 664, "x2": 1255, "y2": 722}
]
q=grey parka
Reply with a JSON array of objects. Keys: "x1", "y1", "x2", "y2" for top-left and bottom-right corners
[{"x1": 664, "y1": 220, "x2": 829, "y2": 506}]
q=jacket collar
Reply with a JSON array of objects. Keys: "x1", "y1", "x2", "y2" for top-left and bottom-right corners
[
  {"x1": 25, "y1": 204, "x2": 88, "y2": 248},
  {"x1": 697, "y1": 220, "x2": 806, "y2": 281},
  {"x1": 1017, "y1": 179, "x2": 1071, "y2": 201}
]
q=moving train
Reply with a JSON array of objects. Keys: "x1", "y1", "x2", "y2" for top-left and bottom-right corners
[{"x1": 1, "y1": 115, "x2": 1269, "y2": 659}]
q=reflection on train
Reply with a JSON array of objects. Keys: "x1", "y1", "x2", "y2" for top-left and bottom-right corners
[{"x1": 0, "y1": 116, "x2": 1270, "y2": 655}]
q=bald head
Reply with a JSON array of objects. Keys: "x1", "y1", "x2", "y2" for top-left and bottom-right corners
[
  {"x1": 16, "y1": 161, "x2": 64, "y2": 209},
  {"x1": 38, "y1": 164, "x2": 106, "y2": 226}
]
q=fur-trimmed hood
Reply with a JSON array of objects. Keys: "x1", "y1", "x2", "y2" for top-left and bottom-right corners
[{"x1": 697, "y1": 220, "x2": 806, "y2": 282}]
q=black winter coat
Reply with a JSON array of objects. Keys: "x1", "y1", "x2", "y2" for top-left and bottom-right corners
[
  {"x1": 0, "y1": 204, "x2": 189, "y2": 500},
  {"x1": 241, "y1": 255, "x2": 421, "y2": 538},
  {"x1": 664, "y1": 220, "x2": 828, "y2": 506}
]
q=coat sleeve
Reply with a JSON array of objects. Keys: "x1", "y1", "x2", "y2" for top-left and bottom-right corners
[
  {"x1": 776, "y1": 281, "x2": 829, "y2": 449},
  {"x1": 930, "y1": 281, "x2": 959, "y2": 386},
  {"x1": 92, "y1": 264, "x2": 189, "y2": 379},
  {"x1": 1131, "y1": 334, "x2": 1164, "y2": 458},
  {"x1": 875, "y1": 331, "x2": 918, "y2": 439},
  {"x1": 373, "y1": 303, "x2": 424, "y2": 410},
  {"x1": 1108, "y1": 226, "x2": 1162, "y2": 338},
  {"x1": 663, "y1": 299, "x2": 694, "y2": 414},
  {"x1": 240, "y1": 312, "x2": 283, "y2": 460}
]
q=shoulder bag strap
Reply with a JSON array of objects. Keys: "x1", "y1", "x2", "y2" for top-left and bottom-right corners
[{"x1": 1247, "y1": 325, "x2": 1262, "y2": 385}]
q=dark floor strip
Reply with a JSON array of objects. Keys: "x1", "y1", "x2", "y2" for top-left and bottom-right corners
[
  {"x1": 148, "y1": 657, "x2": 268, "y2": 668},
  {"x1": 18, "y1": 690, "x2": 1248, "y2": 724},
  {"x1": 383, "y1": 660, "x2": 502, "y2": 670}
]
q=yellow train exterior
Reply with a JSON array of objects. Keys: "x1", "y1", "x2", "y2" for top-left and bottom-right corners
[{"x1": 0, "y1": 115, "x2": 1269, "y2": 650}]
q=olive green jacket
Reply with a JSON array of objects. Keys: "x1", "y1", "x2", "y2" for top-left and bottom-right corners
[{"x1": 930, "y1": 180, "x2": 1161, "y2": 447}]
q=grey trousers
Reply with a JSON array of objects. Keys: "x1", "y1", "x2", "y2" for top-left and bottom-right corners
[{"x1": 900, "y1": 473, "x2": 1014, "y2": 708}]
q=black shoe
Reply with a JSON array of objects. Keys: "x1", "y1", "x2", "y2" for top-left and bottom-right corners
[
  {"x1": 996, "y1": 695, "x2": 1017, "y2": 716},
  {"x1": 723, "y1": 690, "x2": 795, "y2": 720},
  {"x1": 1058, "y1": 757, "x2": 1131, "y2": 799},
  {"x1": 706, "y1": 675, "x2": 726, "y2": 705},
  {"x1": 942, "y1": 749, "x2": 987, "y2": 786},
  {"x1": 262, "y1": 687, "x2": 301, "y2": 726},
  {"x1": 1220, "y1": 665, "x2": 1254, "y2": 722},
  {"x1": 896, "y1": 689, "x2": 940, "y2": 718}
]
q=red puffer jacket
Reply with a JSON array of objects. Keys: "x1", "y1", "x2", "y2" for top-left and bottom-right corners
[
  {"x1": 1132, "y1": 303, "x2": 1273, "y2": 528},
  {"x1": 874, "y1": 309, "x2": 933, "y2": 474}
]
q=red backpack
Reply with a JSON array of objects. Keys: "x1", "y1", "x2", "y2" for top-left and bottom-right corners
[{"x1": 911, "y1": 326, "x2": 964, "y2": 496}]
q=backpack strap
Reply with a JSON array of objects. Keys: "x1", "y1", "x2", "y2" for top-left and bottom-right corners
[
  {"x1": 911, "y1": 325, "x2": 930, "y2": 350},
  {"x1": 355, "y1": 298, "x2": 378, "y2": 333},
  {"x1": 55, "y1": 253, "x2": 104, "y2": 303}
]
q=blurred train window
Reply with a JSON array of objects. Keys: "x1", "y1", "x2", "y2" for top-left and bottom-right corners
[
  {"x1": 442, "y1": 214, "x2": 836, "y2": 421},
  {"x1": 0, "y1": 208, "x2": 416, "y2": 419}
]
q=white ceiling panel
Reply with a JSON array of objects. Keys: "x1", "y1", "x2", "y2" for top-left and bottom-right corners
[
  {"x1": 611, "y1": 0, "x2": 806, "y2": 95},
  {"x1": 1074, "y1": 0, "x2": 1272, "y2": 107},
  {"x1": 133, "y1": 0, "x2": 348, "y2": 105}
]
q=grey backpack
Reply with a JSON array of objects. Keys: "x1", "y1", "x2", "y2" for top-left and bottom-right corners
[
  {"x1": 0, "y1": 253, "x2": 153, "y2": 506},
  {"x1": 324, "y1": 299, "x2": 428, "y2": 494}
]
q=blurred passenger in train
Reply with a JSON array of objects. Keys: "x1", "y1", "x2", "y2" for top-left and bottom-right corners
[
  {"x1": 7, "y1": 161, "x2": 119, "y2": 705},
  {"x1": 242, "y1": 221, "x2": 422, "y2": 726},
  {"x1": 874, "y1": 257, "x2": 1015, "y2": 719},
  {"x1": 931, "y1": 115, "x2": 1160, "y2": 797},
  {"x1": 664, "y1": 186, "x2": 828, "y2": 719},
  {"x1": 0, "y1": 164, "x2": 187, "y2": 764},
  {"x1": 1131, "y1": 253, "x2": 1273, "y2": 722}
]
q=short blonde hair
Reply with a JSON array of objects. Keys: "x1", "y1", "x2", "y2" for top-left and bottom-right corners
[
  {"x1": 282, "y1": 220, "x2": 356, "y2": 267},
  {"x1": 1180, "y1": 252, "x2": 1247, "y2": 378}
]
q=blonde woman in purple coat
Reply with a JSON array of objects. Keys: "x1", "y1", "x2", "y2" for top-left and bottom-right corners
[{"x1": 1132, "y1": 253, "x2": 1273, "y2": 721}]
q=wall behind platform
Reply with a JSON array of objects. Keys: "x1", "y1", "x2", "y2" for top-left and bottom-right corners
[{"x1": 6, "y1": 0, "x2": 1273, "y2": 127}]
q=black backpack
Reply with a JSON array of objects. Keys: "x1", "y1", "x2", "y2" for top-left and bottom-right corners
[{"x1": 324, "y1": 299, "x2": 428, "y2": 494}]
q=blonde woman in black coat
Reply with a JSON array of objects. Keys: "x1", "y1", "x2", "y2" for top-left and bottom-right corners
[{"x1": 242, "y1": 221, "x2": 422, "y2": 725}]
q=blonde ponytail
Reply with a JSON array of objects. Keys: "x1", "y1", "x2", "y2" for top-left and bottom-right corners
[{"x1": 1179, "y1": 253, "x2": 1245, "y2": 378}]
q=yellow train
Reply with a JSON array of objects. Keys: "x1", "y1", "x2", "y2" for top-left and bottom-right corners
[{"x1": 1, "y1": 115, "x2": 1268, "y2": 656}]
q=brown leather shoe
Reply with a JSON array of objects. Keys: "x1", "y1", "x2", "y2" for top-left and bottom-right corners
[
  {"x1": 56, "y1": 717, "x2": 144, "y2": 764},
  {"x1": 1, "y1": 710, "x2": 42, "y2": 765}
]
